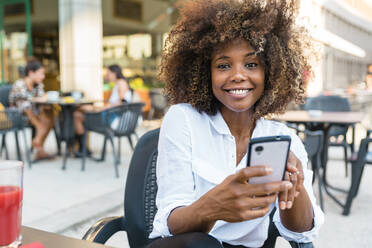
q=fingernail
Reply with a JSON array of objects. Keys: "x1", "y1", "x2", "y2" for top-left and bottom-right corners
[
  {"x1": 265, "y1": 167, "x2": 273, "y2": 173},
  {"x1": 280, "y1": 201, "x2": 286, "y2": 210},
  {"x1": 287, "y1": 201, "x2": 292, "y2": 208}
]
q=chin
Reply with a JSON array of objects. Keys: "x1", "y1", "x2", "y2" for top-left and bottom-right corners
[{"x1": 223, "y1": 104, "x2": 253, "y2": 113}]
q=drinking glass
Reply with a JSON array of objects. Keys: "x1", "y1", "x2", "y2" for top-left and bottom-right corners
[{"x1": 0, "y1": 160, "x2": 23, "y2": 248}]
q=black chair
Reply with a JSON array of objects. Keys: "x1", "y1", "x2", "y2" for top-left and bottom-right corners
[
  {"x1": 81, "y1": 102, "x2": 144, "y2": 177},
  {"x1": 304, "y1": 95, "x2": 353, "y2": 176},
  {"x1": 286, "y1": 124, "x2": 324, "y2": 210},
  {"x1": 0, "y1": 84, "x2": 12, "y2": 108},
  {"x1": 341, "y1": 129, "x2": 372, "y2": 215},
  {"x1": 0, "y1": 108, "x2": 31, "y2": 168},
  {"x1": 82, "y1": 128, "x2": 314, "y2": 248},
  {"x1": 0, "y1": 84, "x2": 61, "y2": 162}
]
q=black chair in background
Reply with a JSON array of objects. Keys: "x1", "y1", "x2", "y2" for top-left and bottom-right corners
[
  {"x1": 304, "y1": 95, "x2": 353, "y2": 177},
  {"x1": 0, "y1": 84, "x2": 61, "y2": 162},
  {"x1": 0, "y1": 84, "x2": 12, "y2": 108},
  {"x1": 82, "y1": 128, "x2": 314, "y2": 248},
  {"x1": 0, "y1": 108, "x2": 31, "y2": 167},
  {"x1": 341, "y1": 129, "x2": 372, "y2": 215},
  {"x1": 81, "y1": 103, "x2": 144, "y2": 177}
]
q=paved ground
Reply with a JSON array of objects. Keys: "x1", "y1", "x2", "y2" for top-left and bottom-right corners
[{"x1": 2, "y1": 121, "x2": 371, "y2": 247}]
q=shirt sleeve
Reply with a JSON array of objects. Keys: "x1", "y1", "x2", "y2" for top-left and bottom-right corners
[
  {"x1": 273, "y1": 127, "x2": 325, "y2": 243},
  {"x1": 149, "y1": 105, "x2": 196, "y2": 238}
]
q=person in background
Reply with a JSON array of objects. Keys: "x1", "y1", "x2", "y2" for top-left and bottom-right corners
[
  {"x1": 73, "y1": 64, "x2": 141, "y2": 157},
  {"x1": 9, "y1": 59, "x2": 55, "y2": 160}
]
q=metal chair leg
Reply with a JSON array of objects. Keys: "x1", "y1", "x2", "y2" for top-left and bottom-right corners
[
  {"x1": 1, "y1": 134, "x2": 9, "y2": 159},
  {"x1": 118, "y1": 137, "x2": 121, "y2": 164},
  {"x1": 127, "y1": 135, "x2": 134, "y2": 150},
  {"x1": 343, "y1": 160, "x2": 365, "y2": 216},
  {"x1": 81, "y1": 131, "x2": 87, "y2": 171},
  {"x1": 99, "y1": 137, "x2": 107, "y2": 162},
  {"x1": 343, "y1": 144, "x2": 348, "y2": 177},
  {"x1": 107, "y1": 135, "x2": 119, "y2": 178},
  {"x1": 62, "y1": 141, "x2": 69, "y2": 170},
  {"x1": 14, "y1": 131, "x2": 22, "y2": 161},
  {"x1": 21, "y1": 129, "x2": 32, "y2": 169},
  {"x1": 54, "y1": 128, "x2": 61, "y2": 156},
  {"x1": 315, "y1": 155, "x2": 324, "y2": 211}
]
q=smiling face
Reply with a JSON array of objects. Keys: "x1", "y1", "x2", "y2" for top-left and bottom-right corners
[{"x1": 211, "y1": 39, "x2": 265, "y2": 114}]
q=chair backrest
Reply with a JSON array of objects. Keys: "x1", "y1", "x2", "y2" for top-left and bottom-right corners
[
  {"x1": 124, "y1": 128, "x2": 160, "y2": 248},
  {"x1": 149, "y1": 90, "x2": 167, "y2": 111},
  {"x1": 106, "y1": 102, "x2": 144, "y2": 136},
  {"x1": 304, "y1": 130, "x2": 324, "y2": 159},
  {"x1": 304, "y1": 95, "x2": 350, "y2": 112},
  {"x1": 0, "y1": 84, "x2": 12, "y2": 108}
]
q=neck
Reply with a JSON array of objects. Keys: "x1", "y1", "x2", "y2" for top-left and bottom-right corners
[
  {"x1": 24, "y1": 77, "x2": 34, "y2": 90},
  {"x1": 220, "y1": 107, "x2": 256, "y2": 138}
]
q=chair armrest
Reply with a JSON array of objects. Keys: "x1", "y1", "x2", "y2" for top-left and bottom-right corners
[{"x1": 82, "y1": 216, "x2": 126, "y2": 244}]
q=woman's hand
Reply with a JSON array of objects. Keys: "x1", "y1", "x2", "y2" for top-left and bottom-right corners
[
  {"x1": 278, "y1": 152, "x2": 305, "y2": 210},
  {"x1": 168, "y1": 166, "x2": 293, "y2": 235},
  {"x1": 198, "y1": 166, "x2": 292, "y2": 223}
]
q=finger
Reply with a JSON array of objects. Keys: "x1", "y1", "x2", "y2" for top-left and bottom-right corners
[
  {"x1": 287, "y1": 173, "x2": 297, "y2": 208},
  {"x1": 235, "y1": 194, "x2": 277, "y2": 210},
  {"x1": 286, "y1": 152, "x2": 298, "y2": 174},
  {"x1": 235, "y1": 166, "x2": 273, "y2": 183},
  {"x1": 241, "y1": 205, "x2": 271, "y2": 220},
  {"x1": 248, "y1": 180, "x2": 292, "y2": 196},
  {"x1": 278, "y1": 172, "x2": 290, "y2": 210}
]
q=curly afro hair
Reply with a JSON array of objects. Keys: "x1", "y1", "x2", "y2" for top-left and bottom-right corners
[{"x1": 159, "y1": 0, "x2": 316, "y2": 119}]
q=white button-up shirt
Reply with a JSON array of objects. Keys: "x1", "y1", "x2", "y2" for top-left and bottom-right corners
[{"x1": 149, "y1": 104, "x2": 324, "y2": 247}]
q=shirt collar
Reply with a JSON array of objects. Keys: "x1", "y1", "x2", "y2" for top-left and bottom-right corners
[
  {"x1": 209, "y1": 111, "x2": 265, "y2": 137},
  {"x1": 208, "y1": 110, "x2": 231, "y2": 135}
]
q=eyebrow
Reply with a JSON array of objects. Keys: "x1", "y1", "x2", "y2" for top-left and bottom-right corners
[{"x1": 214, "y1": 52, "x2": 256, "y2": 62}]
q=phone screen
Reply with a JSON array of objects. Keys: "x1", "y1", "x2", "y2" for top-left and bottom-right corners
[{"x1": 247, "y1": 136, "x2": 291, "y2": 184}]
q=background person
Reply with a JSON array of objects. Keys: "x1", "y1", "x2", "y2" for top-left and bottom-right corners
[
  {"x1": 9, "y1": 59, "x2": 55, "y2": 160},
  {"x1": 147, "y1": 0, "x2": 324, "y2": 247},
  {"x1": 73, "y1": 64, "x2": 141, "y2": 156}
]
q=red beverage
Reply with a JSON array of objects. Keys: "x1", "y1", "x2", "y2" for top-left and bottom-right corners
[{"x1": 0, "y1": 186, "x2": 23, "y2": 246}]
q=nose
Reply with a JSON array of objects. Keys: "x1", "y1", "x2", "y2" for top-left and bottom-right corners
[{"x1": 230, "y1": 65, "x2": 246, "y2": 83}]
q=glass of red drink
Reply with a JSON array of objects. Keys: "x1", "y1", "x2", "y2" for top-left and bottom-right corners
[{"x1": 0, "y1": 160, "x2": 23, "y2": 248}]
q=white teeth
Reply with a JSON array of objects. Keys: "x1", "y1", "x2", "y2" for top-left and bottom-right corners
[{"x1": 228, "y1": 89, "x2": 250, "y2": 95}]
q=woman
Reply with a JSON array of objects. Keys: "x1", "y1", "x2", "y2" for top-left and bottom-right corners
[
  {"x1": 9, "y1": 60, "x2": 55, "y2": 160},
  {"x1": 148, "y1": 1, "x2": 324, "y2": 247},
  {"x1": 73, "y1": 64, "x2": 141, "y2": 156}
]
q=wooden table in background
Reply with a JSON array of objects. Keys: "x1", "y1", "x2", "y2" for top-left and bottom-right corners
[{"x1": 275, "y1": 110, "x2": 366, "y2": 215}]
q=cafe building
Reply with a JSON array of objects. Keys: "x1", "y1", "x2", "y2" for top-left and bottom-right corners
[{"x1": 0, "y1": 0, "x2": 372, "y2": 101}]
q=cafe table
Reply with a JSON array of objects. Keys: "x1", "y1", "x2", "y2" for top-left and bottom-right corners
[
  {"x1": 32, "y1": 98, "x2": 94, "y2": 169},
  {"x1": 22, "y1": 226, "x2": 112, "y2": 248},
  {"x1": 274, "y1": 110, "x2": 366, "y2": 214}
]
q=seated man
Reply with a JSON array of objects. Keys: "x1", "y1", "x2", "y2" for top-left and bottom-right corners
[{"x1": 9, "y1": 59, "x2": 55, "y2": 160}]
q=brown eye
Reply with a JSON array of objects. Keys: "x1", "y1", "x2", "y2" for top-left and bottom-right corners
[
  {"x1": 245, "y1": 63, "x2": 258, "y2": 68},
  {"x1": 217, "y1": 64, "x2": 230, "y2": 70}
]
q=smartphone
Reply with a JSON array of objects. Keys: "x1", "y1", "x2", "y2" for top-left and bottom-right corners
[{"x1": 247, "y1": 135, "x2": 291, "y2": 184}]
